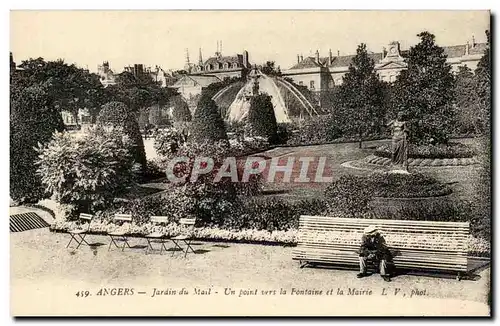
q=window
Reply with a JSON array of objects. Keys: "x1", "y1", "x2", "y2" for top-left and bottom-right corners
[
  {"x1": 298, "y1": 81, "x2": 304, "y2": 86},
  {"x1": 218, "y1": 63, "x2": 223, "y2": 70},
  {"x1": 223, "y1": 63, "x2": 229, "y2": 69},
  {"x1": 233, "y1": 63, "x2": 239, "y2": 68},
  {"x1": 310, "y1": 80, "x2": 315, "y2": 89}
]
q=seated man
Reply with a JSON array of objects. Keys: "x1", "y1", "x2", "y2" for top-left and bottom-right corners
[{"x1": 357, "y1": 225, "x2": 392, "y2": 282}]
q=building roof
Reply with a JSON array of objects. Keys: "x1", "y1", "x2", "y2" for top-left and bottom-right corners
[
  {"x1": 172, "y1": 75, "x2": 221, "y2": 88},
  {"x1": 288, "y1": 42, "x2": 488, "y2": 70},
  {"x1": 204, "y1": 55, "x2": 243, "y2": 66},
  {"x1": 289, "y1": 56, "x2": 324, "y2": 69}
]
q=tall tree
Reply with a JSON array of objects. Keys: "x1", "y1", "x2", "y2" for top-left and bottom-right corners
[
  {"x1": 454, "y1": 66, "x2": 481, "y2": 135},
  {"x1": 473, "y1": 30, "x2": 491, "y2": 135},
  {"x1": 16, "y1": 58, "x2": 106, "y2": 125},
  {"x1": 97, "y1": 101, "x2": 147, "y2": 171},
  {"x1": 190, "y1": 96, "x2": 228, "y2": 143},
  {"x1": 10, "y1": 84, "x2": 64, "y2": 203},
  {"x1": 391, "y1": 31, "x2": 455, "y2": 145},
  {"x1": 107, "y1": 71, "x2": 177, "y2": 114},
  {"x1": 247, "y1": 93, "x2": 279, "y2": 144},
  {"x1": 335, "y1": 43, "x2": 387, "y2": 148}
]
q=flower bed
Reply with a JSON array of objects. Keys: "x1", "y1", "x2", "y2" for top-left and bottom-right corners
[
  {"x1": 374, "y1": 142, "x2": 476, "y2": 159},
  {"x1": 49, "y1": 220, "x2": 489, "y2": 256}
]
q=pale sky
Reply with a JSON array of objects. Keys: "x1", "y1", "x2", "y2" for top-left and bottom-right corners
[{"x1": 10, "y1": 10, "x2": 490, "y2": 73}]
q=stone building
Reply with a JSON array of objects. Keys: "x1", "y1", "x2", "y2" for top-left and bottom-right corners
[
  {"x1": 97, "y1": 61, "x2": 117, "y2": 87},
  {"x1": 98, "y1": 62, "x2": 179, "y2": 88},
  {"x1": 282, "y1": 38, "x2": 488, "y2": 95},
  {"x1": 184, "y1": 42, "x2": 251, "y2": 80},
  {"x1": 171, "y1": 74, "x2": 221, "y2": 104}
]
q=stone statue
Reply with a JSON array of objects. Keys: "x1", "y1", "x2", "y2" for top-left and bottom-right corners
[{"x1": 387, "y1": 112, "x2": 409, "y2": 173}]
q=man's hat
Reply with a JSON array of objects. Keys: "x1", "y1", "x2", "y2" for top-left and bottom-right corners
[{"x1": 363, "y1": 225, "x2": 378, "y2": 234}]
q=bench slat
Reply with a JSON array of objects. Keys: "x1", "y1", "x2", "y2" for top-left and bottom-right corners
[{"x1": 294, "y1": 215, "x2": 469, "y2": 273}]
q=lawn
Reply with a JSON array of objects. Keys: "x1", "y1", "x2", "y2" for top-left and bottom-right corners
[{"x1": 144, "y1": 137, "x2": 487, "y2": 202}]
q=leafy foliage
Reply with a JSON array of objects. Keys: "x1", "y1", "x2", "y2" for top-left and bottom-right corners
[
  {"x1": 247, "y1": 93, "x2": 279, "y2": 144},
  {"x1": 374, "y1": 142, "x2": 476, "y2": 159},
  {"x1": 324, "y1": 173, "x2": 451, "y2": 218},
  {"x1": 36, "y1": 127, "x2": 138, "y2": 217},
  {"x1": 98, "y1": 101, "x2": 147, "y2": 171},
  {"x1": 390, "y1": 32, "x2": 456, "y2": 145},
  {"x1": 170, "y1": 95, "x2": 192, "y2": 122},
  {"x1": 334, "y1": 43, "x2": 387, "y2": 148},
  {"x1": 286, "y1": 115, "x2": 343, "y2": 146},
  {"x1": 148, "y1": 105, "x2": 171, "y2": 128},
  {"x1": 473, "y1": 30, "x2": 491, "y2": 135},
  {"x1": 14, "y1": 58, "x2": 106, "y2": 123},
  {"x1": 190, "y1": 96, "x2": 228, "y2": 143},
  {"x1": 10, "y1": 85, "x2": 65, "y2": 203},
  {"x1": 153, "y1": 127, "x2": 189, "y2": 157}
]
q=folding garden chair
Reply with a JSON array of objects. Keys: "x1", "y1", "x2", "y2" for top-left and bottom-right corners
[
  {"x1": 171, "y1": 217, "x2": 197, "y2": 258},
  {"x1": 66, "y1": 213, "x2": 94, "y2": 249},
  {"x1": 145, "y1": 216, "x2": 170, "y2": 255},
  {"x1": 107, "y1": 214, "x2": 133, "y2": 251}
]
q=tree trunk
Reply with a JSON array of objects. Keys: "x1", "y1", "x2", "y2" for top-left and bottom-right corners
[{"x1": 358, "y1": 129, "x2": 363, "y2": 149}]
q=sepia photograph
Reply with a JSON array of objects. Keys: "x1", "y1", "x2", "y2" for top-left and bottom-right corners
[{"x1": 9, "y1": 9, "x2": 491, "y2": 317}]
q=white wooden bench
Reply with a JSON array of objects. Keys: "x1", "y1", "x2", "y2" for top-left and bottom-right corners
[{"x1": 292, "y1": 215, "x2": 470, "y2": 280}]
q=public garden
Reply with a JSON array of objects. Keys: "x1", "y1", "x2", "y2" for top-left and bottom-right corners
[{"x1": 10, "y1": 31, "x2": 491, "y2": 314}]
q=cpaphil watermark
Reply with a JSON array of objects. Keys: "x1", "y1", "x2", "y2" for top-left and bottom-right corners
[{"x1": 166, "y1": 156, "x2": 333, "y2": 183}]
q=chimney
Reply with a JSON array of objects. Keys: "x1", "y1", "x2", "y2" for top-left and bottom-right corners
[
  {"x1": 297, "y1": 54, "x2": 300, "y2": 63},
  {"x1": 316, "y1": 50, "x2": 320, "y2": 64},
  {"x1": 382, "y1": 47, "x2": 387, "y2": 60},
  {"x1": 329, "y1": 49, "x2": 333, "y2": 65},
  {"x1": 337, "y1": 50, "x2": 340, "y2": 57},
  {"x1": 472, "y1": 35, "x2": 476, "y2": 48},
  {"x1": 300, "y1": 54, "x2": 303, "y2": 61},
  {"x1": 199, "y1": 48, "x2": 203, "y2": 65},
  {"x1": 465, "y1": 41, "x2": 470, "y2": 55}
]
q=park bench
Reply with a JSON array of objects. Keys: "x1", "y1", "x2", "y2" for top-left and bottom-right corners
[{"x1": 292, "y1": 215, "x2": 470, "y2": 280}]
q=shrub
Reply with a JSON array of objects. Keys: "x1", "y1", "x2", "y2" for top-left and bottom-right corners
[
  {"x1": 325, "y1": 175, "x2": 375, "y2": 218},
  {"x1": 190, "y1": 96, "x2": 228, "y2": 143},
  {"x1": 247, "y1": 93, "x2": 279, "y2": 144},
  {"x1": 324, "y1": 172, "x2": 451, "y2": 217},
  {"x1": 170, "y1": 96, "x2": 192, "y2": 122},
  {"x1": 36, "y1": 126, "x2": 138, "y2": 219},
  {"x1": 153, "y1": 127, "x2": 188, "y2": 158},
  {"x1": 148, "y1": 105, "x2": 171, "y2": 128},
  {"x1": 98, "y1": 101, "x2": 147, "y2": 171},
  {"x1": 223, "y1": 198, "x2": 327, "y2": 232},
  {"x1": 374, "y1": 142, "x2": 476, "y2": 159},
  {"x1": 140, "y1": 160, "x2": 166, "y2": 182},
  {"x1": 287, "y1": 115, "x2": 342, "y2": 146},
  {"x1": 367, "y1": 173, "x2": 452, "y2": 198},
  {"x1": 10, "y1": 85, "x2": 65, "y2": 204}
]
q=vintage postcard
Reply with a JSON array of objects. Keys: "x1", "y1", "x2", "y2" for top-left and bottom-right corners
[{"x1": 10, "y1": 10, "x2": 491, "y2": 316}]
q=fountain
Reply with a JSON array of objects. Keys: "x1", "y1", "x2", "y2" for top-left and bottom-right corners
[{"x1": 214, "y1": 66, "x2": 319, "y2": 124}]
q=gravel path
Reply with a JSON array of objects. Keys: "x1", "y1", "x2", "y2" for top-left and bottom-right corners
[{"x1": 11, "y1": 227, "x2": 490, "y2": 316}]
